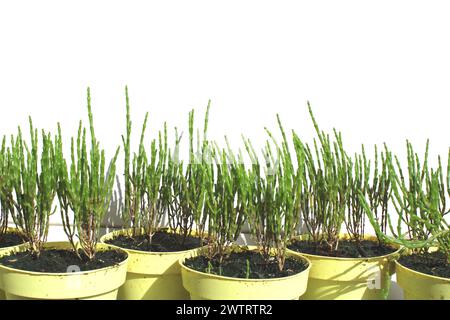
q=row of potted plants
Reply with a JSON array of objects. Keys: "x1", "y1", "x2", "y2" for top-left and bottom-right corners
[{"x1": 0, "y1": 88, "x2": 448, "y2": 300}]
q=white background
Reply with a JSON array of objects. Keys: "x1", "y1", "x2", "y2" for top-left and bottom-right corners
[{"x1": 1, "y1": 0, "x2": 449, "y2": 244}]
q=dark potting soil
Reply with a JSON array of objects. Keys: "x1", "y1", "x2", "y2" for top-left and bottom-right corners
[
  {"x1": 184, "y1": 250, "x2": 309, "y2": 279},
  {"x1": 399, "y1": 251, "x2": 449, "y2": 279},
  {"x1": 0, "y1": 233, "x2": 24, "y2": 248},
  {"x1": 0, "y1": 249, "x2": 127, "y2": 273},
  {"x1": 288, "y1": 239, "x2": 396, "y2": 258},
  {"x1": 105, "y1": 230, "x2": 204, "y2": 252}
]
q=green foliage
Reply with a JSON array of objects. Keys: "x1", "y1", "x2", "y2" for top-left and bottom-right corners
[
  {"x1": 204, "y1": 141, "x2": 246, "y2": 263},
  {"x1": 245, "y1": 259, "x2": 250, "y2": 279},
  {"x1": 56, "y1": 88, "x2": 119, "y2": 260},
  {"x1": 344, "y1": 147, "x2": 370, "y2": 242},
  {"x1": 422, "y1": 152, "x2": 450, "y2": 258},
  {"x1": 122, "y1": 86, "x2": 139, "y2": 231},
  {"x1": 0, "y1": 136, "x2": 12, "y2": 238},
  {"x1": 344, "y1": 145, "x2": 392, "y2": 244},
  {"x1": 292, "y1": 104, "x2": 349, "y2": 252},
  {"x1": 138, "y1": 122, "x2": 168, "y2": 243},
  {"x1": 166, "y1": 104, "x2": 211, "y2": 244},
  {"x1": 0, "y1": 118, "x2": 58, "y2": 256},
  {"x1": 121, "y1": 86, "x2": 169, "y2": 243},
  {"x1": 291, "y1": 104, "x2": 399, "y2": 255},
  {"x1": 242, "y1": 114, "x2": 302, "y2": 271},
  {"x1": 359, "y1": 141, "x2": 450, "y2": 260},
  {"x1": 364, "y1": 144, "x2": 392, "y2": 242},
  {"x1": 161, "y1": 126, "x2": 184, "y2": 236}
]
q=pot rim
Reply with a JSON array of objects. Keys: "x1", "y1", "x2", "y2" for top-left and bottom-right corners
[
  {"x1": 395, "y1": 253, "x2": 450, "y2": 282},
  {"x1": 0, "y1": 227, "x2": 28, "y2": 251},
  {"x1": 100, "y1": 227, "x2": 206, "y2": 256},
  {"x1": 179, "y1": 245, "x2": 312, "y2": 282},
  {"x1": 0, "y1": 241, "x2": 128, "y2": 276},
  {"x1": 287, "y1": 233, "x2": 402, "y2": 262}
]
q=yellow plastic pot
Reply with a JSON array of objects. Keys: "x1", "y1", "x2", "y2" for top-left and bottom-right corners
[
  {"x1": 396, "y1": 251, "x2": 450, "y2": 300},
  {"x1": 179, "y1": 246, "x2": 311, "y2": 300},
  {"x1": 0, "y1": 241, "x2": 128, "y2": 300},
  {"x1": 0, "y1": 228, "x2": 27, "y2": 300},
  {"x1": 287, "y1": 234, "x2": 401, "y2": 300},
  {"x1": 100, "y1": 228, "x2": 204, "y2": 300}
]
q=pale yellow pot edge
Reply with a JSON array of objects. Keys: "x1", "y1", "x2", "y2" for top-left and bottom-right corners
[
  {"x1": 0, "y1": 241, "x2": 128, "y2": 300},
  {"x1": 396, "y1": 258, "x2": 450, "y2": 300},
  {"x1": 179, "y1": 246, "x2": 311, "y2": 300},
  {"x1": 100, "y1": 228, "x2": 204, "y2": 300},
  {"x1": 286, "y1": 234, "x2": 402, "y2": 300}
]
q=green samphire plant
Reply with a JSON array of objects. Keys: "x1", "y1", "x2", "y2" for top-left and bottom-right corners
[
  {"x1": 122, "y1": 86, "x2": 147, "y2": 235},
  {"x1": 121, "y1": 86, "x2": 169, "y2": 244},
  {"x1": 160, "y1": 103, "x2": 211, "y2": 247},
  {"x1": 290, "y1": 104, "x2": 394, "y2": 255},
  {"x1": 121, "y1": 90, "x2": 211, "y2": 247},
  {"x1": 0, "y1": 118, "x2": 58, "y2": 257},
  {"x1": 291, "y1": 105, "x2": 348, "y2": 251},
  {"x1": 344, "y1": 143, "x2": 393, "y2": 253},
  {"x1": 359, "y1": 142, "x2": 449, "y2": 299},
  {"x1": 179, "y1": 117, "x2": 311, "y2": 300},
  {"x1": 242, "y1": 115, "x2": 302, "y2": 271},
  {"x1": 0, "y1": 90, "x2": 128, "y2": 300},
  {"x1": 0, "y1": 137, "x2": 13, "y2": 240},
  {"x1": 101, "y1": 94, "x2": 213, "y2": 300},
  {"x1": 56, "y1": 88, "x2": 119, "y2": 260},
  {"x1": 360, "y1": 141, "x2": 450, "y2": 262},
  {"x1": 285, "y1": 105, "x2": 404, "y2": 300},
  {"x1": 202, "y1": 139, "x2": 246, "y2": 265},
  {"x1": 197, "y1": 118, "x2": 303, "y2": 273}
]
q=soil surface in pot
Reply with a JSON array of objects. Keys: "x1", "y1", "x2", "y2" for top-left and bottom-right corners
[
  {"x1": 399, "y1": 251, "x2": 449, "y2": 278},
  {"x1": 184, "y1": 250, "x2": 308, "y2": 279},
  {"x1": 0, "y1": 233, "x2": 24, "y2": 248},
  {"x1": 105, "y1": 230, "x2": 203, "y2": 252},
  {"x1": 0, "y1": 249, "x2": 127, "y2": 273},
  {"x1": 288, "y1": 239, "x2": 396, "y2": 258}
]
